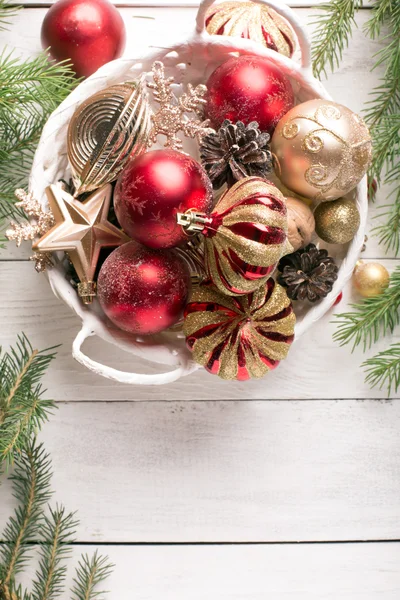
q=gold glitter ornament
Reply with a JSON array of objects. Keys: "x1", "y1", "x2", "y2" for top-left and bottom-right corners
[
  {"x1": 353, "y1": 261, "x2": 390, "y2": 298},
  {"x1": 33, "y1": 184, "x2": 129, "y2": 304},
  {"x1": 67, "y1": 79, "x2": 151, "y2": 196},
  {"x1": 314, "y1": 197, "x2": 360, "y2": 244},
  {"x1": 147, "y1": 61, "x2": 215, "y2": 151},
  {"x1": 206, "y1": 1, "x2": 296, "y2": 58},
  {"x1": 177, "y1": 176, "x2": 292, "y2": 296},
  {"x1": 271, "y1": 99, "x2": 372, "y2": 202},
  {"x1": 184, "y1": 279, "x2": 296, "y2": 380}
]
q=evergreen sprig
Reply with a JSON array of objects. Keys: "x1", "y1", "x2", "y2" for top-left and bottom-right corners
[
  {"x1": 0, "y1": 440, "x2": 53, "y2": 597},
  {"x1": 71, "y1": 552, "x2": 114, "y2": 600},
  {"x1": 0, "y1": 0, "x2": 20, "y2": 31},
  {"x1": 363, "y1": 342, "x2": 400, "y2": 394},
  {"x1": 0, "y1": 334, "x2": 58, "y2": 467},
  {"x1": 333, "y1": 265, "x2": 400, "y2": 351}
]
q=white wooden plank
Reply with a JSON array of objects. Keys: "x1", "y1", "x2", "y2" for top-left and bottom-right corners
[
  {"x1": 1, "y1": 400, "x2": 400, "y2": 542},
  {"x1": 3, "y1": 543, "x2": 399, "y2": 600},
  {"x1": 19, "y1": 1, "x2": 376, "y2": 8},
  {"x1": 1, "y1": 260, "x2": 399, "y2": 401}
]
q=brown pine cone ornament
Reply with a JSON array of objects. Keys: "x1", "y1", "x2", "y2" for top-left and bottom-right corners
[
  {"x1": 200, "y1": 119, "x2": 272, "y2": 189},
  {"x1": 277, "y1": 243, "x2": 338, "y2": 302}
]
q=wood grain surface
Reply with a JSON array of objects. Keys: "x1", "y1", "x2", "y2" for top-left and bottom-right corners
[{"x1": 0, "y1": 2, "x2": 399, "y2": 598}]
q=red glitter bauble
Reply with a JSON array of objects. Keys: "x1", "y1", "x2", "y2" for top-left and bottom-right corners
[
  {"x1": 97, "y1": 241, "x2": 191, "y2": 335},
  {"x1": 205, "y1": 55, "x2": 294, "y2": 133},
  {"x1": 114, "y1": 149, "x2": 213, "y2": 249},
  {"x1": 41, "y1": 0, "x2": 126, "y2": 78}
]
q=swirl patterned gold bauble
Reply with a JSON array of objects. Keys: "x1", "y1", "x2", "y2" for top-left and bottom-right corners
[
  {"x1": 271, "y1": 99, "x2": 372, "y2": 202},
  {"x1": 314, "y1": 197, "x2": 360, "y2": 244},
  {"x1": 177, "y1": 176, "x2": 292, "y2": 296},
  {"x1": 67, "y1": 80, "x2": 151, "y2": 196},
  {"x1": 183, "y1": 279, "x2": 296, "y2": 380},
  {"x1": 205, "y1": 1, "x2": 296, "y2": 58}
]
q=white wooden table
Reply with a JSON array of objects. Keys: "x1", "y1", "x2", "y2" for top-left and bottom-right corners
[{"x1": 1, "y1": 1, "x2": 400, "y2": 598}]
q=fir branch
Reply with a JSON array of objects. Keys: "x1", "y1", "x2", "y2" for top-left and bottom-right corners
[
  {"x1": 0, "y1": 439, "x2": 52, "y2": 597},
  {"x1": 71, "y1": 552, "x2": 114, "y2": 600},
  {"x1": 0, "y1": 0, "x2": 20, "y2": 32},
  {"x1": 31, "y1": 506, "x2": 78, "y2": 600},
  {"x1": 0, "y1": 334, "x2": 58, "y2": 468},
  {"x1": 311, "y1": 0, "x2": 363, "y2": 79},
  {"x1": 333, "y1": 265, "x2": 400, "y2": 350},
  {"x1": 0, "y1": 50, "x2": 76, "y2": 222},
  {"x1": 363, "y1": 342, "x2": 400, "y2": 395}
]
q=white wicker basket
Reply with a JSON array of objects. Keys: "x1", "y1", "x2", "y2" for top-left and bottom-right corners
[{"x1": 30, "y1": 0, "x2": 367, "y2": 385}]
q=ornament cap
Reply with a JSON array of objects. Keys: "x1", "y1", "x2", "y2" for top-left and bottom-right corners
[
  {"x1": 177, "y1": 210, "x2": 210, "y2": 234},
  {"x1": 78, "y1": 281, "x2": 97, "y2": 305}
]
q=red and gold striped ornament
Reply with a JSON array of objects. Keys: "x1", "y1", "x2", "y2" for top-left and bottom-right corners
[
  {"x1": 183, "y1": 279, "x2": 296, "y2": 380},
  {"x1": 205, "y1": 1, "x2": 296, "y2": 58},
  {"x1": 177, "y1": 177, "x2": 292, "y2": 296}
]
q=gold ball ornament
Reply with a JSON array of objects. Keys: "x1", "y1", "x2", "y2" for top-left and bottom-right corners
[
  {"x1": 67, "y1": 80, "x2": 151, "y2": 196},
  {"x1": 314, "y1": 197, "x2": 360, "y2": 244},
  {"x1": 271, "y1": 99, "x2": 372, "y2": 202},
  {"x1": 205, "y1": 1, "x2": 296, "y2": 58},
  {"x1": 353, "y1": 262, "x2": 390, "y2": 298},
  {"x1": 286, "y1": 197, "x2": 315, "y2": 251}
]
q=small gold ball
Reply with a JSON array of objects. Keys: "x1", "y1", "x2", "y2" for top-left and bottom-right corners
[
  {"x1": 314, "y1": 198, "x2": 360, "y2": 244},
  {"x1": 353, "y1": 262, "x2": 390, "y2": 298}
]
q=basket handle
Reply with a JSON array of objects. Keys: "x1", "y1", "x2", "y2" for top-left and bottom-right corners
[
  {"x1": 72, "y1": 323, "x2": 196, "y2": 386},
  {"x1": 196, "y1": 0, "x2": 312, "y2": 71}
]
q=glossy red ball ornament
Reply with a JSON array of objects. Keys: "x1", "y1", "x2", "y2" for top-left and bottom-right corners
[
  {"x1": 114, "y1": 149, "x2": 213, "y2": 249},
  {"x1": 205, "y1": 55, "x2": 294, "y2": 133},
  {"x1": 41, "y1": 0, "x2": 126, "y2": 79},
  {"x1": 97, "y1": 241, "x2": 191, "y2": 336}
]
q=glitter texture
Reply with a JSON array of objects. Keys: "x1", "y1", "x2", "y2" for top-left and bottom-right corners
[
  {"x1": 205, "y1": 1, "x2": 296, "y2": 58},
  {"x1": 314, "y1": 197, "x2": 360, "y2": 244},
  {"x1": 271, "y1": 99, "x2": 372, "y2": 202},
  {"x1": 183, "y1": 279, "x2": 296, "y2": 380}
]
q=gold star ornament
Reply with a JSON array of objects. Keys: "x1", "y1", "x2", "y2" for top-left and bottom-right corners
[{"x1": 33, "y1": 183, "x2": 129, "y2": 304}]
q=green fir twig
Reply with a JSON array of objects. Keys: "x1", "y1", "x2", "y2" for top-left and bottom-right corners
[
  {"x1": 71, "y1": 552, "x2": 114, "y2": 600},
  {"x1": 0, "y1": 334, "x2": 58, "y2": 468},
  {"x1": 363, "y1": 342, "x2": 400, "y2": 394},
  {"x1": 0, "y1": 0, "x2": 20, "y2": 32},
  {"x1": 333, "y1": 265, "x2": 400, "y2": 351}
]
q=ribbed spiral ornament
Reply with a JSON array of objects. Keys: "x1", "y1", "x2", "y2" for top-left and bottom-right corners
[{"x1": 67, "y1": 79, "x2": 151, "y2": 196}]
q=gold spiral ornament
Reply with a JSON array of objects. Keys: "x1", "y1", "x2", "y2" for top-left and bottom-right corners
[{"x1": 67, "y1": 79, "x2": 151, "y2": 196}]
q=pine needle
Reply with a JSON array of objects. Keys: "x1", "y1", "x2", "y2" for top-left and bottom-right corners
[
  {"x1": 363, "y1": 342, "x2": 400, "y2": 395},
  {"x1": 0, "y1": 0, "x2": 20, "y2": 31},
  {"x1": 71, "y1": 552, "x2": 114, "y2": 600},
  {"x1": 311, "y1": 0, "x2": 364, "y2": 79},
  {"x1": 0, "y1": 439, "x2": 52, "y2": 597},
  {"x1": 31, "y1": 506, "x2": 78, "y2": 600},
  {"x1": 0, "y1": 334, "x2": 58, "y2": 468},
  {"x1": 333, "y1": 265, "x2": 400, "y2": 351}
]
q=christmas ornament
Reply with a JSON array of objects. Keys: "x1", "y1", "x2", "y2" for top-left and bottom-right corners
[
  {"x1": 147, "y1": 61, "x2": 214, "y2": 151},
  {"x1": 97, "y1": 241, "x2": 191, "y2": 335},
  {"x1": 33, "y1": 184, "x2": 129, "y2": 303},
  {"x1": 314, "y1": 197, "x2": 360, "y2": 244},
  {"x1": 183, "y1": 279, "x2": 295, "y2": 380},
  {"x1": 200, "y1": 119, "x2": 272, "y2": 189},
  {"x1": 278, "y1": 243, "x2": 338, "y2": 302},
  {"x1": 177, "y1": 176, "x2": 291, "y2": 296},
  {"x1": 271, "y1": 99, "x2": 372, "y2": 201},
  {"x1": 6, "y1": 189, "x2": 55, "y2": 272},
  {"x1": 205, "y1": 55, "x2": 294, "y2": 133},
  {"x1": 333, "y1": 291, "x2": 343, "y2": 306},
  {"x1": 114, "y1": 149, "x2": 213, "y2": 250},
  {"x1": 41, "y1": 0, "x2": 126, "y2": 79},
  {"x1": 352, "y1": 261, "x2": 390, "y2": 298},
  {"x1": 67, "y1": 80, "x2": 151, "y2": 196},
  {"x1": 286, "y1": 197, "x2": 315, "y2": 251},
  {"x1": 206, "y1": 1, "x2": 296, "y2": 58}
]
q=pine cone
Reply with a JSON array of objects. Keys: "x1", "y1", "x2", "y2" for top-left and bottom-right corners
[
  {"x1": 277, "y1": 243, "x2": 338, "y2": 303},
  {"x1": 200, "y1": 119, "x2": 272, "y2": 189}
]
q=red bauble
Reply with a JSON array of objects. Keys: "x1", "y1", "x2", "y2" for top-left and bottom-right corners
[
  {"x1": 114, "y1": 149, "x2": 213, "y2": 249},
  {"x1": 41, "y1": 0, "x2": 126, "y2": 78},
  {"x1": 205, "y1": 55, "x2": 294, "y2": 133},
  {"x1": 97, "y1": 241, "x2": 191, "y2": 335}
]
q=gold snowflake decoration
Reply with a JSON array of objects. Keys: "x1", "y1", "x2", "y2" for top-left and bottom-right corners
[
  {"x1": 6, "y1": 189, "x2": 55, "y2": 272},
  {"x1": 147, "y1": 61, "x2": 215, "y2": 151}
]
